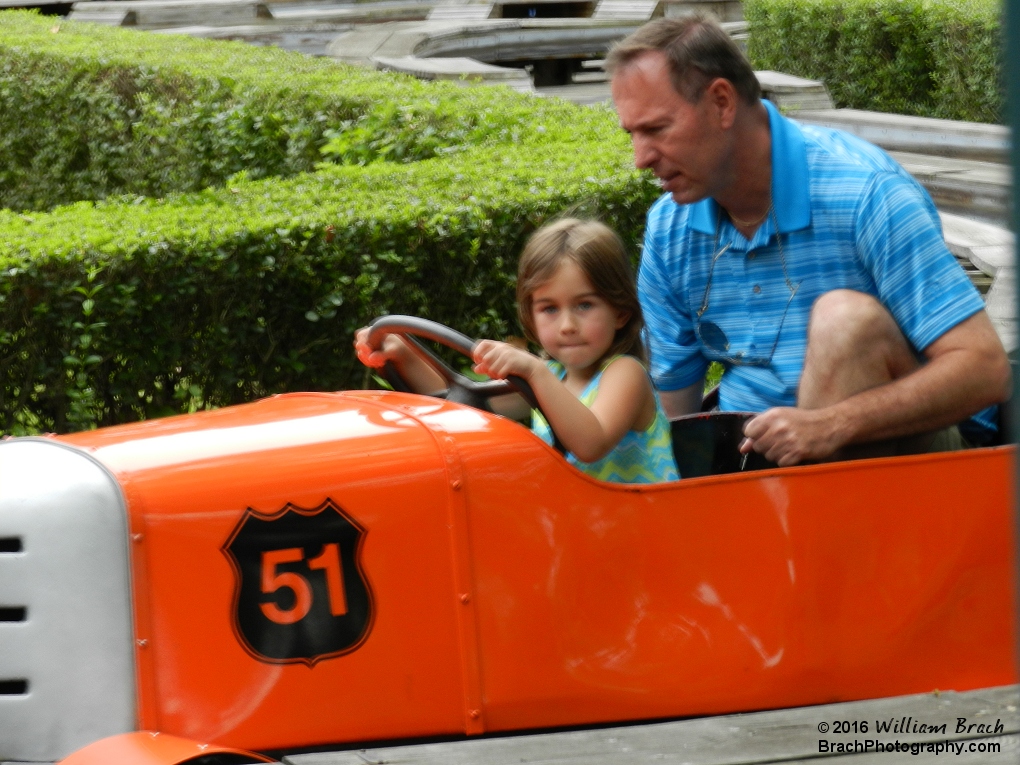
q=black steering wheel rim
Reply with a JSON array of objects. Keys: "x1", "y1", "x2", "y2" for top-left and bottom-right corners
[{"x1": 365, "y1": 316, "x2": 565, "y2": 453}]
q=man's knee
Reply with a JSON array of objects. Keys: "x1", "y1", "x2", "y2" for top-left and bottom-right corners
[
  {"x1": 807, "y1": 290, "x2": 917, "y2": 370},
  {"x1": 808, "y1": 290, "x2": 898, "y2": 353},
  {"x1": 799, "y1": 290, "x2": 918, "y2": 407}
]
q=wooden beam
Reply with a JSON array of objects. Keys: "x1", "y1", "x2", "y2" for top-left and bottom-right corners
[{"x1": 282, "y1": 685, "x2": 1019, "y2": 765}]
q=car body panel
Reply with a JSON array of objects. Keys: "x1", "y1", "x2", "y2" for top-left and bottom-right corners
[
  {"x1": 61, "y1": 392, "x2": 469, "y2": 750},
  {"x1": 59, "y1": 731, "x2": 274, "y2": 765},
  {"x1": 49, "y1": 390, "x2": 1015, "y2": 753}
]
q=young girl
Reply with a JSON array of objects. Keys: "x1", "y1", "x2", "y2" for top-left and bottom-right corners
[{"x1": 356, "y1": 218, "x2": 679, "y2": 483}]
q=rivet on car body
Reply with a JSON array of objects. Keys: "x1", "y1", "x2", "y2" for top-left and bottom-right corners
[
  {"x1": 459, "y1": 593, "x2": 470, "y2": 604},
  {"x1": 451, "y1": 480, "x2": 462, "y2": 490}
]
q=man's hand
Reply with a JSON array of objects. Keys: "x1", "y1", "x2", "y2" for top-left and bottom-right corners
[
  {"x1": 742, "y1": 297, "x2": 1010, "y2": 467},
  {"x1": 740, "y1": 407, "x2": 844, "y2": 466}
]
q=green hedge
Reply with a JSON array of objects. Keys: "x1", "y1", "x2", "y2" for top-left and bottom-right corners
[
  {"x1": 746, "y1": 0, "x2": 1003, "y2": 123},
  {"x1": 0, "y1": 12, "x2": 651, "y2": 432},
  {"x1": 0, "y1": 13, "x2": 654, "y2": 433},
  {"x1": 0, "y1": 11, "x2": 609, "y2": 211},
  {"x1": 0, "y1": 150, "x2": 655, "y2": 433}
]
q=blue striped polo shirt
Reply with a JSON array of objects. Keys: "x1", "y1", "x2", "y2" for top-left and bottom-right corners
[{"x1": 638, "y1": 99, "x2": 995, "y2": 435}]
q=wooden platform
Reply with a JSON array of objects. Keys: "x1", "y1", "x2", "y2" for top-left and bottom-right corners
[
  {"x1": 69, "y1": 0, "x2": 272, "y2": 27},
  {"x1": 268, "y1": 0, "x2": 433, "y2": 22},
  {"x1": 661, "y1": 0, "x2": 741, "y2": 22},
  {"x1": 152, "y1": 22, "x2": 356, "y2": 55},
  {"x1": 326, "y1": 18, "x2": 648, "y2": 67},
  {"x1": 373, "y1": 53, "x2": 533, "y2": 89},
  {"x1": 797, "y1": 108, "x2": 1011, "y2": 164},
  {"x1": 68, "y1": 0, "x2": 437, "y2": 27},
  {"x1": 428, "y1": 1, "x2": 495, "y2": 20},
  {"x1": 890, "y1": 151, "x2": 1011, "y2": 225},
  {"x1": 282, "y1": 685, "x2": 1020, "y2": 765},
  {"x1": 591, "y1": 0, "x2": 662, "y2": 21},
  {"x1": 754, "y1": 70, "x2": 833, "y2": 111}
]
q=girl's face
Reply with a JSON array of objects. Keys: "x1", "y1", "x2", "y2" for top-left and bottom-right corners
[{"x1": 531, "y1": 259, "x2": 630, "y2": 376}]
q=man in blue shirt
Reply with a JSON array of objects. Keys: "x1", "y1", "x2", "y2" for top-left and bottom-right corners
[{"x1": 605, "y1": 16, "x2": 1010, "y2": 466}]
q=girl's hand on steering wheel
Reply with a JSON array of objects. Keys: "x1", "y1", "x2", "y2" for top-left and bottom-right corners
[
  {"x1": 473, "y1": 340, "x2": 542, "y2": 381},
  {"x1": 354, "y1": 327, "x2": 410, "y2": 369}
]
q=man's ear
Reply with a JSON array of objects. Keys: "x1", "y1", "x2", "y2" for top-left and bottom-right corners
[{"x1": 704, "y1": 77, "x2": 739, "y2": 130}]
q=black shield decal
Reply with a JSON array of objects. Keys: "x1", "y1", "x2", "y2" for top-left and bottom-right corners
[{"x1": 223, "y1": 499, "x2": 373, "y2": 665}]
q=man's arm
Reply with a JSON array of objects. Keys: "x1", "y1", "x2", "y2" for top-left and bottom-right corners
[
  {"x1": 744, "y1": 165, "x2": 1012, "y2": 466},
  {"x1": 742, "y1": 310, "x2": 1011, "y2": 466},
  {"x1": 636, "y1": 213, "x2": 709, "y2": 422},
  {"x1": 660, "y1": 380, "x2": 704, "y2": 420}
]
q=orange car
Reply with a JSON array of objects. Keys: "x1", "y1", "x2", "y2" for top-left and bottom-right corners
[{"x1": 0, "y1": 318, "x2": 1014, "y2": 764}]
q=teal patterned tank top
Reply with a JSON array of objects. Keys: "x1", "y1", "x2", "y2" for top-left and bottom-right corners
[{"x1": 531, "y1": 356, "x2": 680, "y2": 483}]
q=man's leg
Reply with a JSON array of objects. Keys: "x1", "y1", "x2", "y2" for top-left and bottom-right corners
[
  {"x1": 797, "y1": 290, "x2": 949, "y2": 458},
  {"x1": 798, "y1": 290, "x2": 918, "y2": 407}
]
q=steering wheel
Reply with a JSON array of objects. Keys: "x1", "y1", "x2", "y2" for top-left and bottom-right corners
[{"x1": 365, "y1": 316, "x2": 566, "y2": 453}]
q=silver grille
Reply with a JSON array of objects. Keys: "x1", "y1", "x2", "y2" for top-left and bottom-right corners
[{"x1": 0, "y1": 439, "x2": 136, "y2": 762}]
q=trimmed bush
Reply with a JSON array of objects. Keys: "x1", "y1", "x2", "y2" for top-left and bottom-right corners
[
  {"x1": 0, "y1": 119, "x2": 653, "y2": 434},
  {"x1": 0, "y1": 11, "x2": 609, "y2": 211},
  {"x1": 0, "y1": 12, "x2": 662, "y2": 433},
  {"x1": 746, "y1": 0, "x2": 1003, "y2": 123}
]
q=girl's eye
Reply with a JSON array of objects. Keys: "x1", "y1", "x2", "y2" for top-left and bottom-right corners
[
  {"x1": 577, "y1": 301, "x2": 594, "y2": 311},
  {"x1": 539, "y1": 305, "x2": 557, "y2": 315}
]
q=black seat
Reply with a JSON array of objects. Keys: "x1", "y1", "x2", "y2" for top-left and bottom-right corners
[{"x1": 670, "y1": 412, "x2": 777, "y2": 479}]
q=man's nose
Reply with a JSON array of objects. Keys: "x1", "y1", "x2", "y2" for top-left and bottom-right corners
[{"x1": 632, "y1": 135, "x2": 655, "y2": 169}]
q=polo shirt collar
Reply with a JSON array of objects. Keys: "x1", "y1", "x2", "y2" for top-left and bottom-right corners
[{"x1": 690, "y1": 99, "x2": 811, "y2": 235}]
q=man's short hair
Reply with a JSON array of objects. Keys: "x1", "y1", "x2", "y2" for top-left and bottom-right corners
[{"x1": 605, "y1": 15, "x2": 761, "y2": 104}]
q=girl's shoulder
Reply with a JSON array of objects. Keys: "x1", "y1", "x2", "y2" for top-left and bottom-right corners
[
  {"x1": 597, "y1": 355, "x2": 655, "y2": 395},
  {"x1": 595, "y1": 355, "x2": 659, "y2": 434},
  {"x1": 600, "y1": 354, "x2": 650, "y2": 377}
]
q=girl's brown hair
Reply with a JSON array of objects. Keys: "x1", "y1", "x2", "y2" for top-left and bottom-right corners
[{"x1": 516, "y1": 218, "x2": 646, "y2": 364}]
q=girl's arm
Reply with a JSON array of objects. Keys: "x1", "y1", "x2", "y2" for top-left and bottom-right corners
[
  {"x1": 354, "y1": 330, "x2": 531, "y2": 422},
  {"x1": 354, "y1": 327, "x2": 446, "y2": 393},
  {"x1": 473, "y1": 341, "x2": 657, "y2": 462}
]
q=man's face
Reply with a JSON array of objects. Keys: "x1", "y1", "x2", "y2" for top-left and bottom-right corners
[{"x1": 611, "y1": 52, "x2": 729, "y2": 206}]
